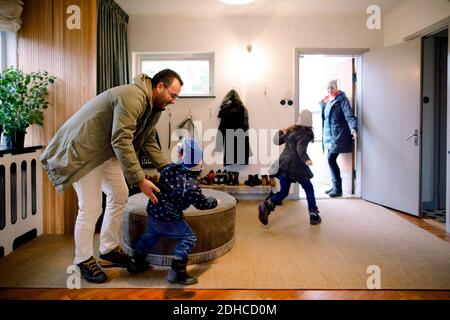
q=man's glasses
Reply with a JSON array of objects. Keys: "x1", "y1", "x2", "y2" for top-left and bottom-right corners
[{"x1": 164, "y1": 84, "x2": 180, "y2": 101}]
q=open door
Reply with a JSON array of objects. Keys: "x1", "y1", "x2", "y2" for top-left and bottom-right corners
[{"x1": 361, "y1": 38, "x2": 422, "y2": 216}]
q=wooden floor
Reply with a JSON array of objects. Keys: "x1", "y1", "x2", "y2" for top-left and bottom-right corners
[
  {"x1": 0, "y1": 209, "x2": 449, "y2": 300},
  {"x1": 1, "y1": 288, "x2": 450, "y2": 300}
]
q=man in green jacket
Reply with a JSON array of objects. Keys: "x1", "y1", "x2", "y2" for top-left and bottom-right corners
[{"x1": 41, "y1": 69, "x2": 183, "y2": 283}]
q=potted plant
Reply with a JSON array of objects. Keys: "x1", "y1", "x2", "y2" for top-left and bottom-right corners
[{"x1": 0, "y1": 66, "x2": 55, "y2": 148}]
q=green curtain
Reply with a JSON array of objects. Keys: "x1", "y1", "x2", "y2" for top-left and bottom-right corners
[{"x1": 97, "y1": 0, "x2": 129, "y2": 94}]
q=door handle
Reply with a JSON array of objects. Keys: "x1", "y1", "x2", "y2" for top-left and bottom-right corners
[{"x1": 405, "y1": 129, "x2": 418, "y2": 146}]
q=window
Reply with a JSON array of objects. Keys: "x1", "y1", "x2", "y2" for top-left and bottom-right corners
[
  {"x1": 133, "y1": 52, "x2": 214, "y2": 97},
  {"x1": 0, "y1": 31, "x2": 17, "y2": 71},
  {"x1": 0, "y1": 32, "x2": 6, "y2": 70}
]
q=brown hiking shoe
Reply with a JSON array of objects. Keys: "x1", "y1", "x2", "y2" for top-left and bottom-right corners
[
  {"x1": 99, "y1": 246, "x2": 131, "y2": 268},
  {"x1": 77, "y1": 256, "x2": 107, "y2": 283}
]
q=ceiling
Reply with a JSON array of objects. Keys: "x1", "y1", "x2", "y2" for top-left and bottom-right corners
[{"x1": 115, "y1": 0, "x2": 405, "y2": 18}]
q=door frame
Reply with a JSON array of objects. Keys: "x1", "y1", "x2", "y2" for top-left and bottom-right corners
[
  {"x1": 447, "y1": 22, "x2": 450, "y2": 233},
  {"x1": 293, "y1": 48, "x2": 368, "y2": 200}
]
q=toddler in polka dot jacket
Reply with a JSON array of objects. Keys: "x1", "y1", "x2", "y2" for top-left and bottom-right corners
[
  {"x1": 147, "y1": 138, "x2": 218, "y2": 221},
  {"x1": 129, "y1": 138, "x2": 218, "y2": 285}
]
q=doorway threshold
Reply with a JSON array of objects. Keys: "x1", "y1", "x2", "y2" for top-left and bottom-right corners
[{"x1": 301, "y1": 194, "x2": 361, "y2": 200}]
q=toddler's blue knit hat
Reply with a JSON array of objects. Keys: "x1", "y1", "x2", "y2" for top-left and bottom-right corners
[{"x1": 180, "y1": 137, "x2": 203, "y2": 169}]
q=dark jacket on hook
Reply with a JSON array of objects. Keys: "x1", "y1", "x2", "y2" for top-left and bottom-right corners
[{"x1": 215, "y1": 89, "x2": 252, "y2": 166}]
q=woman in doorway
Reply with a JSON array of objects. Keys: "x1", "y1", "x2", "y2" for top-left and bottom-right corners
[{"x1": 320, "y1": 79, "x2": 358, "y2": 197}]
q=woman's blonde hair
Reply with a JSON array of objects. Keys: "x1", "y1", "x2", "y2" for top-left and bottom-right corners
[{"x1": 327, "y1": 79, "x2": 338, "y2": 89}]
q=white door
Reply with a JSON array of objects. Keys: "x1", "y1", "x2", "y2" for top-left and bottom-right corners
[{"x1": 361, "y1": 38, "x2": 421, "y2": 216}]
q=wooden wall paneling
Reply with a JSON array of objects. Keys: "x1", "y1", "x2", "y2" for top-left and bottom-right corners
[{"x1": 18, "y1": 0, "x2": 97, "y2": 234}]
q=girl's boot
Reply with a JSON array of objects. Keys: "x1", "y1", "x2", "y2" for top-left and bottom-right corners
[{"x1": 258, "y1": 199, "x2": 276, "y2": 225}]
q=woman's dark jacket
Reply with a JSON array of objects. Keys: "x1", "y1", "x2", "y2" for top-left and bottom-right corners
[
  {"x1": 215, "y1": 89, "x2": 251, "y2": 166},
  {"x1": 269, "y1": 126, "x2": 314, "y2": 182},
  {"x1": 320, "y1": 91, "x2": 358, "y2": 154}
]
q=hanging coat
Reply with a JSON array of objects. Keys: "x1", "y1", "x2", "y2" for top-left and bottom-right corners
[{"x1": 215, "y1": 89, "x2": 251, "y2": 166}]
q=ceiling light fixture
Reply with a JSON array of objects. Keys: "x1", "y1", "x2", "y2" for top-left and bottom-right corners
[{"x1": 219, "y1": 0, "x2": 256, "y2": 5}]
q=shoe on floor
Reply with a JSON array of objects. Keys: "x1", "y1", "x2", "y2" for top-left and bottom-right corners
[
  {"x1": 77, "y1": 256, "x2": 107, "y2": 283},
  {"x1": 127, "y1": 253, "x2": 149, "y2": 274},
  {"x1": 258, "y1": 202, "x2": 270, "y2": 225},
  {"x1": 99, "y1": 246, "x2": 131, "y2": 268},
  {"x1": 167, "y1": 258, "x2": 198, "y2": 285},
  {"x1": 328, "y1": 190, "x2": 342, "y2": 197},
  {"x1": 328, "y1": 181, "x2": 342, "y2": 197},
  {"x1": 324, "y1": 186, "x2": 334, "y2": 194},
  {"x1": 309, "y1": 210, "x2": 322, "y2": 225}
]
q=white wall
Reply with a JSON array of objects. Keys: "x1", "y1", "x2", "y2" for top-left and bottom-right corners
[
  {"x1": 128, "y1": 14, "x2": 383, "y2": 183},
  {"x1": 384, "y1": 0, "x2": 450, "y2": 47}
]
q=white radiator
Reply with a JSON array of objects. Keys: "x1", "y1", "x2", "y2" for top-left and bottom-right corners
[{"x1": 0, "y1": 148, "x2": 43, "y2": 257}]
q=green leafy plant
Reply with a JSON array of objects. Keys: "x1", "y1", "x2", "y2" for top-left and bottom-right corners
[{"x1": 0, "y1": 66, "x2": 55, "y2": 138}]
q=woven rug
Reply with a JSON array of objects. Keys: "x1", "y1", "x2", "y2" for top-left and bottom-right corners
[{"x1": 1, "y1": 199, "x2": 450, "y2": 289}]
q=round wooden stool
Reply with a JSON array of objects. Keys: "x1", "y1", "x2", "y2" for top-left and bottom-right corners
[{"x1": 123, "y1": 189, "x2": 236, "y2": 266}]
